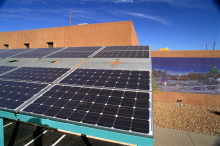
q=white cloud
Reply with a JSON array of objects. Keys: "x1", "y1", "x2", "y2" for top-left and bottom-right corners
[
  {"x1": 1, "y1": 8, "x2": 32, "y2": 13},
  {"x1": 120, "y1": 11, "x2": 171, "y2": 26},
  {"x1": 0, "y1": 7, "x2": 90, "y2": 14},
  {"x1": 138, "y1": 0, "x2": 208, "y2": 9}
]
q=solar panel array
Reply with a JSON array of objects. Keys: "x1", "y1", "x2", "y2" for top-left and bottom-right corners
[
  {"x1": 0, "y1": 46, "x2": 149, "y2": 59},
  {"x1": 0, "y1": 46, "x2": 153, "y2": 139}
]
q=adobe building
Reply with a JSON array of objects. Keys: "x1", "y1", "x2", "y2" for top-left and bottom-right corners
[{"x1": 0, "y1": 21, "x2": 139, "y2": 49}]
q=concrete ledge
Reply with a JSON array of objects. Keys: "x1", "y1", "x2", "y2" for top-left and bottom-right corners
[{"x1": 154, "y1": 127, "x2": 220, "y2": 146}]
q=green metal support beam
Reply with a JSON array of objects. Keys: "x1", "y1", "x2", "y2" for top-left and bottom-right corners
[
  {"x1": 0, "y1": 117, "x2": 3, "y2": 146},
  {"x1": 0, "y1": 110, "x2": 17, "y2": 120},
  {"x1": 16, "y1": 114, "x2": 154, "y2": 146},
  {"x1": 0, "y1": 111, "x2": 154, "y2": 146}
]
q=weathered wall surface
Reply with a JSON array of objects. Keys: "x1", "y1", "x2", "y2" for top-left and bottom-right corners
[
  {"x1": 0, "y1": 21, "x2": 139, "y2": 49},
  {"x1": 0, "y1": 31, "x2": 17, "y2": 49},
  {"x1": 17, "y1": 29, "x2": 39, "y2": 48},
  {"x1": 152, "y1": 50, "x2": 220, "y2": 107}
]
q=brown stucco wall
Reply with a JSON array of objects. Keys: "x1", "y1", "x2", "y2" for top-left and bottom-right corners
[
  {"x1": 152, "y1": 50, "x2": 220, "y2": 107},
  {"x1": 0, "y1": 21, "x2": 139, "y2": 49},
  {"x1": 153, "y1": 92, "x2": 220, "y2": 107},
  {"x1": 151, "y1": 50, "x2": 220, "y2": 58}
]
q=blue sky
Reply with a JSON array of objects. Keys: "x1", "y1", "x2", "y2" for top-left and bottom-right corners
[{"x1": 0, "y1": 0, "x2": 219, "y2": 50}]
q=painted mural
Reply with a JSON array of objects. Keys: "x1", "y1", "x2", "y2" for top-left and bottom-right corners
[{"x1": 152, "y1": 57, "x2": 220, "y2": 95}]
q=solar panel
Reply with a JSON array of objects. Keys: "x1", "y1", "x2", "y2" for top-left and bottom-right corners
[
  {"x1": 93, "y1": 50, "x2": 149, "y2": 58},
  {"x1": 0, "y1": 49, "x2": 29, "y2": 58},
  {"x1": 91, "y1": 46, "x2": 150, "y2": 58},
  {"x1": 102, "y1": 46, "x2": 149, "y2": 51},
  {"x1": 64, "y1": 47, "x2": 101, "y2": 51},
  {"x1": 46, "y1": 52, "x2": 94, "y2": 58},
  {"x1": 0, "y1": 80, "x2": 48, "y2": 110},
  {"x1": 22, "y1": 85, "x2": 150, "y2": 134},
  {"x1": 46, "y1": 47, "x2": 101, "y2": 58},
  {"x1": 11, "y1": 48, "x2": 64, "y2": 58},
  {"x1": 0, "y1": 66, "x2": 17, "y2": 74},
  {"x1": 59, "y1": 69, "x2": 150, "y2": 90},
  {"x1": 0, "y1": 67, "x2": 70, "y2": 82}
]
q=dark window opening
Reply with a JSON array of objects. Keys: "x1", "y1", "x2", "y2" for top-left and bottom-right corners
[
  {"x1": 47, "y1": 42, "x2": 53, "y2": 48},
  {"x1": 24, "y1": 43, "x2": 29, "y2": 49},
  {"x1": 4, "y1": 44, "x2": 9, "y2": 49}
]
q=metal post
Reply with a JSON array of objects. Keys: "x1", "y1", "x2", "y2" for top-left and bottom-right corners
[
  {"x1": 213, "y1": 41, "x2": 215, "y2": 50},
  {"x1": 70, "y1": 12, "x2": 71, "y2": 26},
  {"x1": 0, "y1": 117, "x2": 4, "y2": 146},
  {"x1": 206, "y1": 44, "x2": 207, "y2": 50}
]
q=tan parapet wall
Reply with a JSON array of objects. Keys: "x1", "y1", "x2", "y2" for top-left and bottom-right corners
[
  {"x1": 152, "y1": 50, "x2": 220, "y2": 58},
  {"x1": 153, "y1": 91, "x2": 220, "y2": 107},
  {"x1": 130, "y1": 22, "x2": 139, "y2": 45},
  {"x1": 0, "y1": 21, "x2": 139, "y2": 49}
]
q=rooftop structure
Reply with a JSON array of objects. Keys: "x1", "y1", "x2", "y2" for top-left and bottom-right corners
[{"x1": 0, "y1": 21, "x2": 139, "y2": 49}]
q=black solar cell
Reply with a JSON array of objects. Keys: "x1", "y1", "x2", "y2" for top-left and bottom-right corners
[
  {"x1": 56, "y1": 108, "x2": 74, "y2": 119},
  {"x1": 114, "y1": 117, "x2": 132, "y2": 130},
  {"x1": 97, "y1": 114, "x2": 115, "y2": 127},
  {"x1": 68, "y1": 111, "x2": 86, "y2": 122},
  {"x1": 83, "y1": 112, "x2": 100, "y2": 124},
  {"x1": 131, "y1": 119, "x2": 149, "y2": 133}
]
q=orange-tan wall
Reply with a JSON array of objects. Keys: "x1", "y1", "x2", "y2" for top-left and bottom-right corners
[
  {"x1": 152, "y1": 50, "x2": 220, "y2": 107},
  {"x1": 151, "y1": 50, "x2": 220, "y2": 58},
  {"x1": 0, "y1": 21, "x2": 139, "y2": 49}
]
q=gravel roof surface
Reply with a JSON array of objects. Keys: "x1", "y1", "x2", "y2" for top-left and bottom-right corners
[{"x1": 153, "y1": 102, "x2": 220, "y2": 136}]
